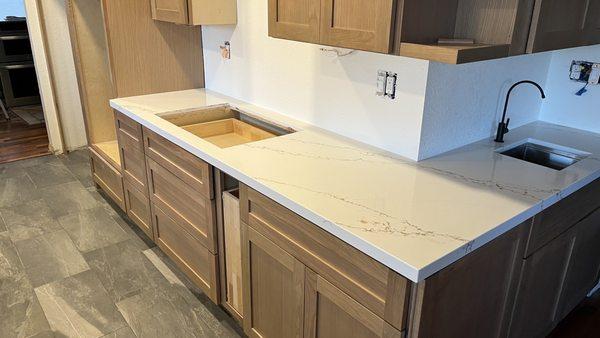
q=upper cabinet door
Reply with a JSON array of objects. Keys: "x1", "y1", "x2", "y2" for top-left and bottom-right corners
[
  {"x1": 527, "y1": 0, "x2": 600, "y2": 52},
  {"x1": 151, "y1": 0, "x2": 189, "y2": 25},
  {"x1": 268, "y1": 0, "x2": 320, "y2": 44},
  {"x1": 320, "y1": 0, "x2": 395, "y2": 53}
]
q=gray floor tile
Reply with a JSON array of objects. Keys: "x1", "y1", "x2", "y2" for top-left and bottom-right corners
[
  {"x1": 15, "y1": 230, "x2": 90, "y2": 287},
  {"x1": 83, "y1": 239, "x2": 167, "y2": 303},
  {"x1": 60, "y1": 148, "x2": 90, "y2": 164},
  {"x1": 0, "y1": 199, "x2": 62, "y2": 242},
  {"x1": 0, "y1": 231, "x2": 23, "y2": 278},
  {"x1": 0, "y1": 161, "x2": 25, "y2": 179},
  {"x1": 0, "y1": 173, "x2": 40, "y2": 208},
  {"x1": 0, "y1": 213, "x2": 6, "y2": 233},
  {"x1": 59, "y1": 207, "x2": 130, "y2": 253},
  {"x1": 101, "y1": 326, "x2": 136, "y2": 338},
  {"x1": 17, "y1": 155, "x2": 62, "y2": 168},
  {"x1": 35, "y1": 270, "x2": 127, "y2": 338},
  {"x1": 25, "y1": 162, "x2": 77, "y2": 188},
  {"x1": 40, "y1": 181, "x2": 100, "y2": 218},
  {"x1": 0, "y1": 272, "x2": 52, "y2": 338},
  {"x1": 116, "y1": 287, "x2": 222, "y2": 338}
]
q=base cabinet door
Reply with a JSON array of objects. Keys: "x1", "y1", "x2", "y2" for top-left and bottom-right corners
[
  {"x1": 557, "y1": 209, "x2": 600, "y2": 319},
  {"x1": 508, "y1": 227, "x2": 577, "y2": 338},
  {"x1": 242, "y1": 224, "x2": 305, "y2": 338},
  {"x1": 304, "y1": 269, "x2": 402, "y2": 338}
]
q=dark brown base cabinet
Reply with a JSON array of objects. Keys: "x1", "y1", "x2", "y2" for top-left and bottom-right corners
[{"x1": 93, "y1": 111, "x2": 600, "y2": 338}]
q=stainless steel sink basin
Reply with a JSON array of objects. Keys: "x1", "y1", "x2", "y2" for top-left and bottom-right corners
[{"x1": 499, "y1": 141, "x2": 588, "y2": 171}]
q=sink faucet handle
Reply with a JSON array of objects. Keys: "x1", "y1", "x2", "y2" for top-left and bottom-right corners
[{"x1": 505, "y1": 118, "x2": 510, "y2": 132}]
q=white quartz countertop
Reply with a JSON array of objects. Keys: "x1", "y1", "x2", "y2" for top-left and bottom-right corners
[{"x1": 111, "y1": 89, "x2": 600, "y2": 282}]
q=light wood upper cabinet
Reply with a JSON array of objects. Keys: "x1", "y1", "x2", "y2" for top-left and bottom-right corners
[
  {"x1": 320, "y1": 0, "x2": 395, "y2": 53},
  {"x1": 305, "y1": 269, "x2": 402, "y2": 338},
  {"x1": 151, "y1": 0, "x2": 237, "y2": 26},
  {"x1": 527, "y1": 0, "x2": 600, "y2": 53},
  {"x1": 242, "y1": 224, "x2": 305, "y2": 338},
  {"x1": 268, "y1": 0, "x2": 394, "y2": 52},
  {"x1": 151, "y1": 0, "x2": 188, "y2": 25},
  {"x1": 268, "y1": 0, "x2": 320, "y2": 43}
]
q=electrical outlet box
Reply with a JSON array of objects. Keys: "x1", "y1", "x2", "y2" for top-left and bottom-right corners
[
  {"x1": 376, "y1": 70, "x2": 397, "y2": 99},
  {"x1": 570, "y1": 60, "x2": 599, "y2": 84},
  {"x1": 590, "y1": 64, "x2": 600, "y2": 85}
]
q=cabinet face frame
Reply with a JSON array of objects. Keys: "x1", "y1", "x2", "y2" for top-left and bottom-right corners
[
  {"x1": 150, "y1": 0, "x2": 189, "y2": 25},
  {"x1": 320, "y1": 0, "x2": 395, "y2": 53},
  {"x1": 242, "y1": 223, "x2": 305, "y2": 338},
  {"x1": 268, "y1": 0, "x2": 321, "y2": 43}
]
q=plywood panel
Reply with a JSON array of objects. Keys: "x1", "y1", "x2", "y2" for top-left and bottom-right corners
[
  {"x1": 103, "y1": 0, "x2": 204, "y2": 97},
  {"x1": 66, "y1": 0, "x2": 115, "y2": 145}
]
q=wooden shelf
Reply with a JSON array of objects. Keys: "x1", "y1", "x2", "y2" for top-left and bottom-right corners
[
  {"x1": 399, "y1": 43, "x2": 510, "y2": 64},
  {"x1": 93, "y1": 140, "x2": 120, "y2": 168},
  {"x1": 182, "y1": 118, "x2": 276, "y2": 148}
]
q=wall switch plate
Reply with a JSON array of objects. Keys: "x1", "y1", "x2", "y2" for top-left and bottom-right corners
[
  {"x1": 376, "y1": 70, "x2": 387, "y2": 96},
  {"x1": 589, "y1": 64, "x2": 600, "y2": 85}
]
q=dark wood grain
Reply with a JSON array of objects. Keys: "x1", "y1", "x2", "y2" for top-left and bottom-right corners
[{"x1": 0, "y1": 110, "x2": 50, "y2": 164}]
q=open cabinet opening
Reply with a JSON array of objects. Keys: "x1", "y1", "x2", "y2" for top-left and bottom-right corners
[
  {"x1": 66, "y1": 0, "x2": 118, "y2": 167},
  {"x1": 396, "y1": 0, "x2": 532, "y2": 64}
]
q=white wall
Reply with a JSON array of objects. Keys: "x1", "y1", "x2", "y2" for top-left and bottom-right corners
[
  {"x1": 418, "y1": 54, "x2": 553, "y2": 159},
  {"x1": 38, "y1": 0, "x2": 87, "y2": 150},
  {"x1": 0, "y1": 0, "x2": 26, "y2": 19},
  {"x1": 540, "y1": 45, "x2": 600, "y2": 133},
  {"x1": 201, "y1": 0, "x2": 429, "y2": 160}
]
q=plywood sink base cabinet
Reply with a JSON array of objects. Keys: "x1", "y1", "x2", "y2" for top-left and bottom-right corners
[{"x1": 98, "y1": 109, "x2": 600, "y2": 337}]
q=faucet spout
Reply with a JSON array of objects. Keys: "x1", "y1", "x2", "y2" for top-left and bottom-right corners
[{"x1": 495, "y1": 80, "x2": 546, "y2": 143}]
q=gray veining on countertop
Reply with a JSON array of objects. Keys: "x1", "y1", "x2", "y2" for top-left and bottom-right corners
[{"x1": 111, "y1": 89, "x2": 600, "y2": 282}]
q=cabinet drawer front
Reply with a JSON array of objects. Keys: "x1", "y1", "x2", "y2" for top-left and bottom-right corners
[
  {"x1": 124, "y1": 180, "x2": 153, "y2": 239},
  {"x1": 115, "y1": 111, "x2": 143, "y2": 149},
  {"x1": 152, "y1": 206, "x2": 219, "y2": 302},
  {"x1": 147, "y1": 157, "x2": 217, "y2": 252},
  {"x1": 240, "y1": 185, "x2": 410, "y2": 330},
  {"x1": 151, "y1": 0, "x2": 189, "y2": 25},
  {"x1": 120, "y1": 136, "x2": 147, "y2": 194},
  {"x1": 526, "y1": 178, "x2": 600, "y2": 256},
  {"x1": 143, "y1": 127, "x2": 213, "y2": 199},
  {"x1": 90, "y1": 148, "x2": 125, "y2": 211}
]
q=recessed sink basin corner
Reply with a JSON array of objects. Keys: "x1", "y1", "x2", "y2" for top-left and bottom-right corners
[{"x1": 496, "y1": 139, "x2": 589, "y2": 171}]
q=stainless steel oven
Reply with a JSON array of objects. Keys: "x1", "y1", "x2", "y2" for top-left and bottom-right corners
[
  {"x1": 0, "y1": 61, "x2": 41, "y2": 107},
  {"x1": 0, "y1": 33, "x2": 33, "y2": 63}
]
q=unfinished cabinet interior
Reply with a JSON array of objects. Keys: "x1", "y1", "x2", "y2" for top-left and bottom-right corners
[
  {"x1": 215, "y1": 169, "x2": 244, "y2": 322},
  {"x1": 527, "y1": 0, "x2": 600, "y2": 53},
  {"x1": 151, "y1": 0, "x2": 237, "y2": 25},
  {"x1": 240, "y1": 184, "x2": 411, "y2": 338},
  {"x1": 67, "y1": 0, "x2": 203, "y2": 209}
]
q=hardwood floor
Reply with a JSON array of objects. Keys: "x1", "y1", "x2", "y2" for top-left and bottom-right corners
[{"x1": 0, "y1": 109, "x2": 50, "y2": 164}]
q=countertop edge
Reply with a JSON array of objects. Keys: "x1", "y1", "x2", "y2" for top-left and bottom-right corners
[{"x1": 110, "y1": 99, "x2": 600, "y2": 283}]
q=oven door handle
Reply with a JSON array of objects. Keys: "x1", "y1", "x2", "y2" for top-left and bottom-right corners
[
  {"x1": 0, "y1": 64, "x2": 35, "y2": 70},
  {"x1": 0, "y1": 35, "x2": 29, "y2": 41}
]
